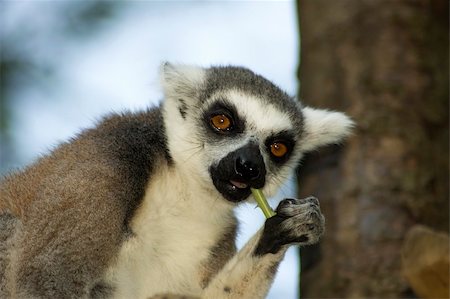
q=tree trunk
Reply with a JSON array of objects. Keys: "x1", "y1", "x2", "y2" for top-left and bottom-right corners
[{"x1": 296, "y1": 0, "x2": 449, "y2": 297}]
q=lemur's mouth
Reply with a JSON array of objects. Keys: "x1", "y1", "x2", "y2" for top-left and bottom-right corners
[
  {"x1": 209, "y1": 143, "x2": 266, "y2": 203},
  {"x1": 209, "y1": 165, "x2": 254, "y2": 203},
  {"x1": 229, "y1": 180, "x2": 248, "y2": 189},
  {"x1": 212, "y1": 177, "x2": 252, "y2": 203}
]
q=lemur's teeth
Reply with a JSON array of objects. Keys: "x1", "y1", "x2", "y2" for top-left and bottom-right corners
[{"x1": 230, "y1": 180, "x2": 248, "y2": 189}]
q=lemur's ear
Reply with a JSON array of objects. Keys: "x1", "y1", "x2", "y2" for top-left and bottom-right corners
[
  {"x1": 160, "y1": 62, "x2": 206, "y2": 101},
  {"x1": 300, "y1": 107, "x2": 355, "y2": 152}
]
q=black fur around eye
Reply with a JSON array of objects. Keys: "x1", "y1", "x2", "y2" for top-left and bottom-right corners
[
  {"x1": 203, "y1": 101, "x2": 243, "y2": 135},
  {"x1": 265, "y1": 133, "x2": 295, "y2": 163}
]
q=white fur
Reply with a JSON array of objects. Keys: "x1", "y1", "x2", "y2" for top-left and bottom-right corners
[
  {"x1": 105, "y1": 162, "x2": 235, "y2": 298},
  {"x1": 160, "y1": 63, "x2": 206, "y2": 101},
  {"x1": 300, "y1": 107, "x2": 355, "y2": 152},
  {"x1": 161, "y1": 64, "x2": 215, "y2": 192},
  {"x1": 219, "y1": 90, "x2": 293, "y2": 134}
]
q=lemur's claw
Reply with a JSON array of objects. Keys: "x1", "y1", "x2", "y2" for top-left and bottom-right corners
[{"x1": 254, "y1": 196, "x2": 325, "y2": 256}]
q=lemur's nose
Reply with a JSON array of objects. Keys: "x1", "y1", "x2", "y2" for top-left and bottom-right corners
[
  {"x1": 235, "y1": 157, "x2": 260, "y2": 180},
  {"x1": 234, "y1": 143, "x2": 266, "y2": 187}
]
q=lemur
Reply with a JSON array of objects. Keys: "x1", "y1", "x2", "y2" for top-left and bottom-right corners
[{"x1": 0, "y1": 64, "x2": 353, "y2": 299}]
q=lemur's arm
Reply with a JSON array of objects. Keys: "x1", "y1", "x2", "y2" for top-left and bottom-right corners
[
  {"x1": 202, "y1": 196, "x2": 323, "y2": 299},
  {"x1": 149, "y1": 236, "x2": 284, "y2": 299},
  {"x1": 150, "y1": 196, "x2": 324, "y2": 299},
  {"x1": 201, "y1": 228, "x2": 285, "y2": 299},
  {"x1": 151, "y1": 197, "x2": 324, "y2": 299}
]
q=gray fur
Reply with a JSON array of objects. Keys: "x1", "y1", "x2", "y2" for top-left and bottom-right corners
[
  {"x1": 0, "y1": 108, "x2": 170, "y2": 298},
  {"x1": 178, "y1": 98, "x2": 188, "y2": 119},
  {"x1": 89, "y1": 282, "x2": 114, "y2": 299},
  {"x1": 0, "y1": 213, "x2": 17, "y2": 298}
]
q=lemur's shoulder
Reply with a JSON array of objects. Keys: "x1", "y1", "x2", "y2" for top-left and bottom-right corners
[
  {"x1": 0, "y1": 106, "x2": 170, "y2": 227},
  {"x1": 0, "y1": 107, "x2": 174, "y2": 298}
]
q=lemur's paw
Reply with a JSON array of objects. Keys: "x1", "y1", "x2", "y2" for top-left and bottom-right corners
[
  {"x1": 254, "y1": 196, "x2": 325, "y2": 256},
  {"x1": 276, "y1": 196, "x2": 325, "y2": 244}
]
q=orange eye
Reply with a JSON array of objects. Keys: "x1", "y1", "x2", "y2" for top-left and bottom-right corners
[
  {"x1": 270, "y1": 142, "x2": 288, "y2": 158},
  {"x1": 210, "y1": 114, "x2": 232, "y2": 131}
]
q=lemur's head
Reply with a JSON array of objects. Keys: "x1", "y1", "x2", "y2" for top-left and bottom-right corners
[{"x1": 161, "y1": 63, "x2": 354, "y2": 203}]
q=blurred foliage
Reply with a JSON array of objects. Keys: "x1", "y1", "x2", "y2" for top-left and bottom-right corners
[
  {"x1": 62, "y1": 1, "x2": 125, "y2": 37},
  {"x1": 0, "y1": 59, "x2": 36, "y2": 171},
  {"x1": 0, "y1": 1, "x2": 123, "y2": 173}
]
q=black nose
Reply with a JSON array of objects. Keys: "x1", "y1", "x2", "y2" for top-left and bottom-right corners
[
  {"x1": 235, "y1": 157, "x2": 260, "y2": 180},
  {"x1": 233, "y1": 143, "x2": 266, "y2": 187}
]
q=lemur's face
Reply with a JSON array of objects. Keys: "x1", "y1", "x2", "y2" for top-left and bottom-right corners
[
  {"x1": 202, "y1": 90, "x2": 301, "y2": 202},
  {"x1": 162, "y1": 64, "x2": 353, "y2": 204}
]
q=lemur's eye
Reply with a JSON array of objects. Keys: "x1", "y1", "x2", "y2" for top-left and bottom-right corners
[
  {"x1": 270, "y1": 142, "x2": 288, "y2": 158},
  {"x1": 210, "y1": 114, "x2": 232, "y2": 131}
]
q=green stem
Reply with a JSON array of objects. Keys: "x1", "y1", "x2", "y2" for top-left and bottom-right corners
[{"x1": 251, "y1": 188, "x2": 276, "y2": 218}]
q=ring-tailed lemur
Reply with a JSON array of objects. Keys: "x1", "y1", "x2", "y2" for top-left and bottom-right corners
[{"x1": 0, "y1": 64, "x2": 353, "y2": 299}]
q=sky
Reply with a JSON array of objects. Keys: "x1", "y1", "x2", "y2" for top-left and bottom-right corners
[{"x1": 1, "y1": 1, "x2": 300, "y2": 298}]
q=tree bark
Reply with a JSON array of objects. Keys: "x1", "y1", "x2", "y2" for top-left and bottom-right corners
[{"x1": 296, "y1": 0, "x2": 449, "y2": 297}]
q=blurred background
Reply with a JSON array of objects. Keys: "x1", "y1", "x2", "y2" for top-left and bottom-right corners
[{"x1": 0, "y1": 1, "x2": 448, "y2": 299}]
